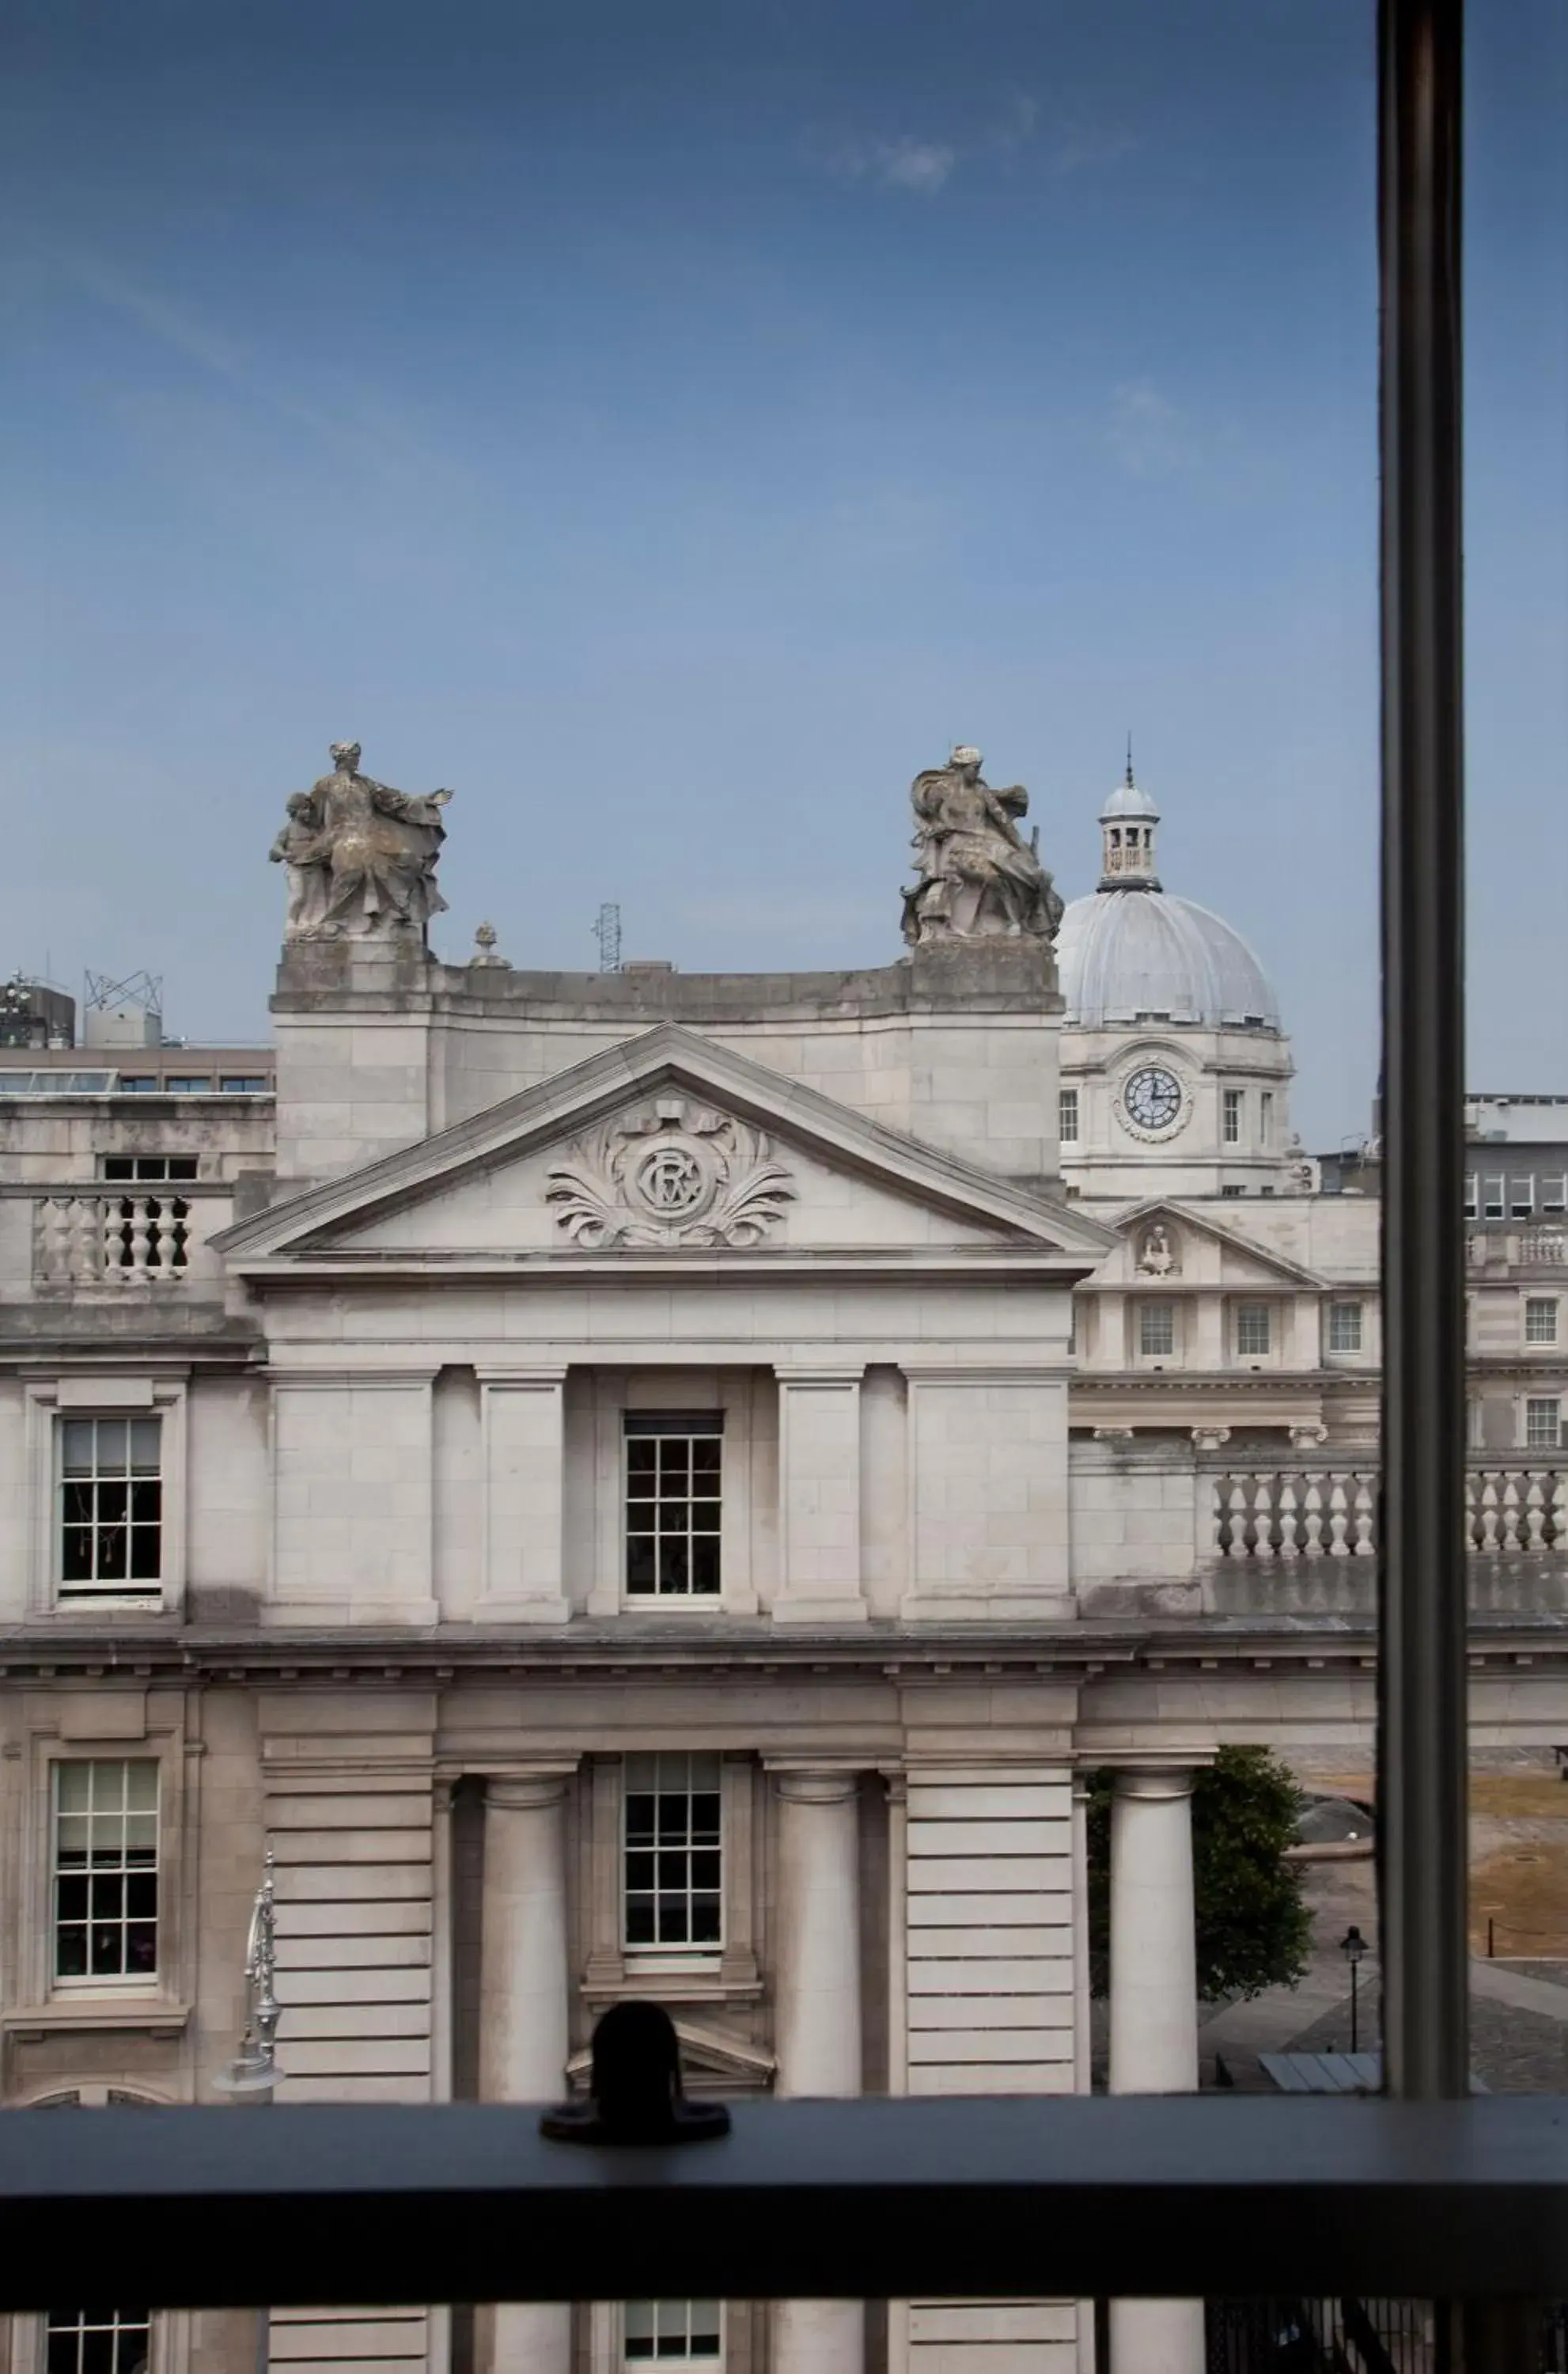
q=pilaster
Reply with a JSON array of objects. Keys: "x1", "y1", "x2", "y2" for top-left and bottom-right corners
[{"x1": 772, "y1": 1367, "x2": 868, "y2": 1625}]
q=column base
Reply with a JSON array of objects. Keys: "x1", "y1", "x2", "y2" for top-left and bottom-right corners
[
  {"x1": 771, "y1": 1593, "x2": 869, "y2": 1625},
  {"x1": 899, "y1": 1590, "x2": 1074, "y2": 1623},
  {"x1": 473, "y1": 1595, "x2": 572, "y2": 1625}
]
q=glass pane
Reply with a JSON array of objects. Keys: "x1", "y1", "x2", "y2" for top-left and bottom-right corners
[
  {"x1": 125, "y1": 1762, "x2": 158, "y2": 1811},
  {"x1": 93, "y1": 1426, "x2": 128, "y2": 1476},
  {"x1": 55, "y1": 1764, "x2": 92, "y2": 1814},
  {"x1": 129, "y1": 1420, "x2": 160, "y2": 1471},
  {"x1": 59, "y1": 1421, "x2": 96, "y2": 1474}
]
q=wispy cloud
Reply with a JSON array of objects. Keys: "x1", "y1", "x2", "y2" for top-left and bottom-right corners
[
  {"x1": 1048, "y1": 116, "x2": 1138, "y2": 176},
  {"x1": 809, "y1": 128, "x2": 957, "y2": 195},
  {"x1": 41, "y1": 243, "x2": 468, "y2": 493},
  {"x1": 1108, "y1": 381, "x2": 1195, "y2": 477},
  {"x1": 805, "y1": 92, "x2": 1134, "y2": 198}
]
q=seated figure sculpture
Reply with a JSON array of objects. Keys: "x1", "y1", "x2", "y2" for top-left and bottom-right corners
[
  {"x1": 270, "y1": 742, "x2": 453, "y2": 942},
  {"x1": 900, "y1": 745, "x2": 1064, "y2": 948}
]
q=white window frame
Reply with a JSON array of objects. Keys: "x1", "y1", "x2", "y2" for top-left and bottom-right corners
[
  {"x1": 23, "y1": 1379, "x2": 187, "y2": 1618},
  {"x1": 1524, "y1": 1297, "x2": 1559, "y2": 1347},
  {"x1": 1058, "y1": 1087, "x2": 1080, "y2": 1145},
  {"x1": 1259, "y1": 1090, "x2": 1274, "y2": 1147},
  {"x1": 43, "y1": 2307, "x2": 155, "y2": 2374},
  {"x1": 1137, "y1": 1301, "x2": 1176, "y2": 1360},
  {"x1": 1525, "y1": 1397, "x2": 1562, "y2": 1453},
  {"x1": 1235, "y1": 1301, "x2": 1272, "y2": 1359},
  {"x1": 1328, "y1": 1301, "x2": 1365, "y2": 1354},
  {"x1": 586, "y1": 1374, "x2": 759, "y2": 1618},
  {"x1": 50, "y1": 1758, "x2": 161, "y2": 1993},
  {"x1": 623, "y1": 1414, "x2": 724, "y2": 1603},
  {"x1": 1510, "y1": 1175, "x2": 1536, "y2": 1219},
  {"x1": 1464, "y1": 1173, "x2": 1478, "y2": 1219},
  {"x1": 14, "y1": 1707, "x2": 191, "y2": 2024},
  {"x1": 622, "y1": 1751, "x2": 724, "y2": 1967},
  {"x1": 622, "y1": 2301, "x2": 725, "y2": 2369},
  {"x1": 1542, "y1": 1173, "x2": 1568, "y2": 1217},
  {"x1": 1222, "y1": 1088, "x2": 1244, "y2": 1146},
  {"x1": 56, "y1": 1415, "x2": 165, "y2": 1602},
  {"x1": 1482, "y1": 1174, "x2": 1506, "y2": 1220}
]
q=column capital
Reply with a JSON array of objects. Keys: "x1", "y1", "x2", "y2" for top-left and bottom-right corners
[
  {"x1": 487, "y1": 1770, "x2": 574, "y2": 1812},
  {"x1": 1110, "y1": 1764, "x2": 1195, "y2": 1803},
  {"x1": 771, "y1": 1767, "x2": 861, "y2": 1805}
]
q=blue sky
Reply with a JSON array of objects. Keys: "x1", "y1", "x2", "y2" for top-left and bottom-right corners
[{"x1": 0, "y1": 0, "x2": 1562, "y2": 1147}]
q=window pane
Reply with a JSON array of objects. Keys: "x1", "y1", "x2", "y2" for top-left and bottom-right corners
[{"x1": 59, "y1": 1420, "x2": 96, "y2": 1473}]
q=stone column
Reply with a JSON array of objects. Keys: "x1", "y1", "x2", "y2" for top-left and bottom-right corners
[
  {"x1": 1108, "y1": 1769, "x2": 1203, "y2": 2374},
  {"x1": 481, "y1": 1773, "x2": 573, "y2": 2374},
  {"x1": 773, "y1": 1772, "x2": 864, "y2": 2374}
]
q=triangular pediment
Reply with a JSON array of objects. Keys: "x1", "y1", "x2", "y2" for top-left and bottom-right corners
[
  {"x1": 565, "y1": 2014, "x2": 775, "y2": 2096},
  {"x1": 1093, "y1": 1198, "x2": 1326, "y2": 1290},
  {"x1": 214, "y1": 1025, "x2": 1115, "y2": 1273}
]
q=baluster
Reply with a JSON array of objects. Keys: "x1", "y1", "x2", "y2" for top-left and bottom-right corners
[
  {"x1": 127, "y1": 1198, "x2": 153, "y2": 1280},
  {"x1": 69, "y1": 1196, "x2": 100, "y2": 1283},
  {"x1": 1464, "y1": 1469, "x2": 1477, "y2": 1552},
  {"x1": 1252, "y1": 1476, "x2": 1276, "y2": 1560},
  {"x1": 1551, "y1": 1471, "x2": 1568, "y2": 1554},
  {"x1": 1479, "y1": 1475, "x2": 1500, "y2": 1555},
  {"x1": 1302, "y1": 1480, "x2": 1324, "y2": 1557},
  {"x1": 1500, "y1": 1474, "x2": 1523, "y2": 1554},
  {"x1": 1278, "y1": 1479, "x2": 1300, "y2": 1559},
  {"x1": 1327, "y1": 1479, "x2": 1350, "y2": 1558},
  {"x1": 103, "y1": 1196, "x2": 129, "y2": 1280},
  {"x1": 1227, "y1": 1481, "x2": 1251, "y2": 1558},
  {"x1": 1353, "y1": 1477, "x2": 1376, "y2": 1557},
  {"x1": 36, "y1": 1198, "x2": 68, "y2": 1283},
  {"x1": 1525, "y1": 1475, "x2": 1547, "y2": 1552}
]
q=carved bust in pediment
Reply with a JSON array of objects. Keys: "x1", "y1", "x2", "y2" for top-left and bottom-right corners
[
  {"x1": 546, "y1": 1098, "x2": 795, "y2": 1249},
  {"x1": 1136, "y1": 1222, "x2": 1178, "y2": 1276}
]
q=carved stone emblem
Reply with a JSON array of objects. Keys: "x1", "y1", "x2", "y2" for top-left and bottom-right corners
[{"x1": 546, "y1": 1098, "x2": 795, "y2": 1249}]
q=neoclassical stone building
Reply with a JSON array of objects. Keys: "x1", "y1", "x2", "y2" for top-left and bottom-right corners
[{"x1": 1, "y1": 747, "x2": 1564, "y2": 2374}]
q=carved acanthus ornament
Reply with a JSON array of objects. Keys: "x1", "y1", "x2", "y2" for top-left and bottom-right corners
[{"x1": 546, "y1": 1098, "x2": 795, "y2": 1250}]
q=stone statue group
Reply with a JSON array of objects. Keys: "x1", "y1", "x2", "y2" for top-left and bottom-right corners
[
  {"x1": 271, "y1": 741, "x2": 1062, "y2": 950},
  {"x1": 270, "y1": 742, "x2": 453, "y2": 942}
]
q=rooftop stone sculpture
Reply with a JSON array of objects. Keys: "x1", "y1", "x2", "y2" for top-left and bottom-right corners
[
  {"x1": 270, "y1": 741, "x2": 453, "y2": 942},
  {"x1": 900, "y1": 745, "x2": 1063, "y2": 948}
]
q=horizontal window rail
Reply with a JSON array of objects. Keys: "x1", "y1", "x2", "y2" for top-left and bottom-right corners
[{"x1": 2, "y1": 2098, "x2": 1567, "y2": 2311}]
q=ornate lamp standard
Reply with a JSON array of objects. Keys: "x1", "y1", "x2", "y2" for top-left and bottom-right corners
[
  {"x1": 1340, "y1": 1924, "x2": 1369, "y2": 2054},
  {"x1": 214, "y1": 1849, "x2": 282, "y2": 2372}
]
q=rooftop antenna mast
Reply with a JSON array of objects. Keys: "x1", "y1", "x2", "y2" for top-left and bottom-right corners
[{"x1": 593, "y1": 903, "x2": 623, "y2": 974}]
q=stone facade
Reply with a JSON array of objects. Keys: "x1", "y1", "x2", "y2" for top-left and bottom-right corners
[{"x1": 1, "y1": 773, "x2": 1566, "y2": 2374}]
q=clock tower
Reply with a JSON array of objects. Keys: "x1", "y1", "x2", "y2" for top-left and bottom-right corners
[{"x1": 1051, "y1": 764, "x2": 1297, "y2": 1207}]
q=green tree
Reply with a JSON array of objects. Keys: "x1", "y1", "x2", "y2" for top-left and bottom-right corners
[{"x1": 1086, "y1": 1745, "x2": 1312, "y2": 2002}]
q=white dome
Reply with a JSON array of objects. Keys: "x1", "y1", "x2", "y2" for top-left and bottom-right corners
[
  {"x1": 1057, "y1": 889, "x2": 1281, "y2": 1030},
  {"x1": 1099, "y1": 777, "x2": 1159, "y2": 822}
]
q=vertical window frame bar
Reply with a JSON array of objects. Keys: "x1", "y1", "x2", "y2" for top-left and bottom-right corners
[{"x1": 1377, "y1": 0, "x2": 1468, "y2": 2104}]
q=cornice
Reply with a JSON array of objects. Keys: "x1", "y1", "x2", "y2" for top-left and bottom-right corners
[{"x1": 2, "y1": 1616, "x2": 1566, "y2": 1686}]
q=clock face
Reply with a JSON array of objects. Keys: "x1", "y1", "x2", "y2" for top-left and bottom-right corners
[{"x1": 1123, "y1": 1064, "x2": 1184, "y2": 1133}]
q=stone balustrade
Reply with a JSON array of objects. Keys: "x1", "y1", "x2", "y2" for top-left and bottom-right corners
[
  {"x1": 29, "y1": 1189, "x2": 232, "y2": 1287},
  {"x1": 1207, "y1": 1459, "x2": 1568, "y2": 1562}
]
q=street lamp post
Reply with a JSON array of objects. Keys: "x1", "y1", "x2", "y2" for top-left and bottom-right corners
[
  {"x1": 1341, "y1": 1924, "x2": 1369, "y2": 2055},
  {"x1": 214, "y1": 1849, "x2": 281, "y2": 2374}
]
